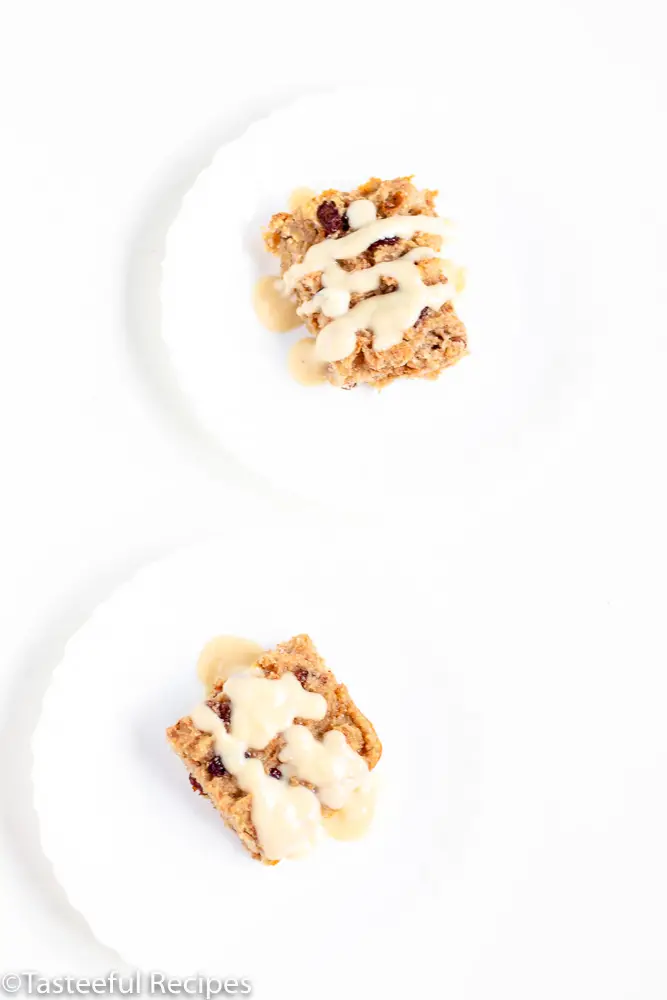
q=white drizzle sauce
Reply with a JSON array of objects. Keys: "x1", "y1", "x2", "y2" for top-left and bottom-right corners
[
  {"x1": 189, "y1": 667, "x2": 376, "y2": 861},
  {"x1": 190, "y1": 702, "x2": 323, "y2": 860},
  {"x1": 279, "y1": 725, "x2": 369, "y2": 809},
  {"x1": 224, "y1": 670, "x2": 326, "y2": 749},
  {"x1": 283, "y1": 211, "x2": 450, "y2": 291},
  {"x1": 346, "y1": 198, "x2": 377, "y2": 229},
  {"x1": 282, "y1": 204, "x2": 453, "y2": 362},
  {"x1": 300, "y1": 246, "x2": 452, "y2": 361}
]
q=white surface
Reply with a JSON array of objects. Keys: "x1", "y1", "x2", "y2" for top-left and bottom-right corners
[{"x1": 1, "y1": 1, "x2": 667, "y2": 998}]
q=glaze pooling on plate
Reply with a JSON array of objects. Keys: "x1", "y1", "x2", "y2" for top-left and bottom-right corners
[
  {"x1": 287, "y1": 336, "x2": 328, "y2": 386},
  {"x1": 196, "y1": 635, "x2": 266, "y2": 691},
  {"x1": 252, "y1": 275, "x2": 301, "y2": 333}
]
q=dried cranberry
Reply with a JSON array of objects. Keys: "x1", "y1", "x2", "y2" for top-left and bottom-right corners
[
  {"x1": 189, "y1": 774, "x2": 204, "y2": 795},
  {"x1": 419, "y1": 307, "x2": 431, "y2": 322},
  {"x1": 210, "y1": 700, "x2": 231, "y2": 726},
  {"x1": 269, "y1": 767, "x2": 282, "y2": 779},
  {"x1": 244, "y1": 750, "x2": 252, "y2": 759},
  {"x1": 207, "y1": 755, "x2": 227, "y2": 778},
  {"x1": 367, "y1": 236, "x2": 400, "y2": 253},
  {"x1": 317, "y1": 201, "x2": 344, "y2": 235},
  {"x1": 294, "y1": 668, "x2": 308, "y2": 687}
]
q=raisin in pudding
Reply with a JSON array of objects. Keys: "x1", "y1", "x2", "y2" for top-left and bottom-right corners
[
  {"x1": 264, "y1": 176, "x2": 468, "y2": 389},
  {"x1": 167, "y1": 634, "x2": 382, "y2": 864}
]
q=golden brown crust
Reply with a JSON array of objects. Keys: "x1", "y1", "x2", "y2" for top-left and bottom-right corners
[
  {"x1": 264, "y1": 177, "x2": 468, "y2": 388},
  {"x1": 166, "y1": 634, "x2": 382, "y2": 864}
]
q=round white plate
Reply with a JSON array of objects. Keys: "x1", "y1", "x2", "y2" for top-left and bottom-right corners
[
  {"x1": 32, "y1": 526, "x2": 667, "y2": 998},
  {"x1": 31, "y1": 528, "x2": 472, "y2": 994},
  {"x1": 160, "y1": 84, "x2": 619, "y2": 513}
]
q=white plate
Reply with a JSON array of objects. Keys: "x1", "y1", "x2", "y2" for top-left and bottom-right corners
[
  {"x1": 161, "y1": 84, "x2": 612, "y2": 514},
  {"x1": 32, "y1": 526, "x2": 667, "y2": 998},
  {"x1": 31, "y1": 528, "x2": 472, "y2": 993}
]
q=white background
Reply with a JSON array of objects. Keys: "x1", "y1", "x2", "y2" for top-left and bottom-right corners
[{"x1": 1, "y1": 1, "x2": 666, "y2": 998}]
